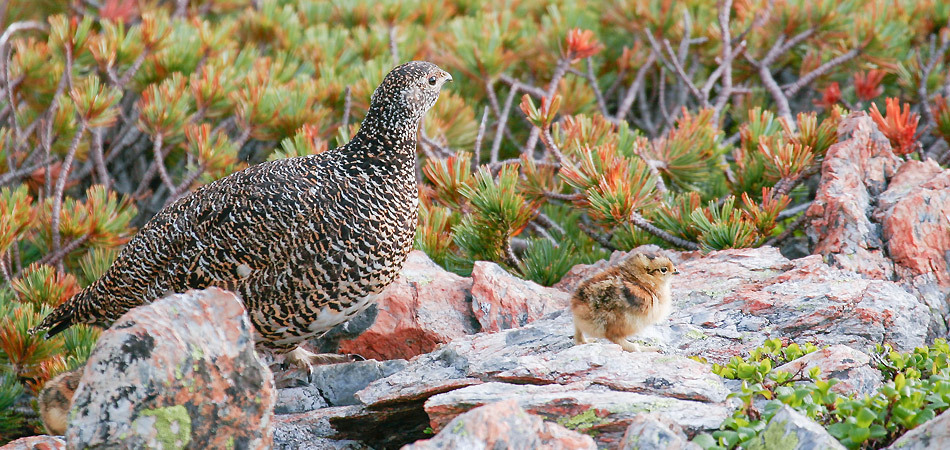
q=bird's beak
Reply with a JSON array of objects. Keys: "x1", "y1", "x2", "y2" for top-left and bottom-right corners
[
  {"x1": 443, "y1": 72, "x2": 453, "y2": 83},
  {"x1": 673, "y1": 270, "x2": 680, "y2": 275}
]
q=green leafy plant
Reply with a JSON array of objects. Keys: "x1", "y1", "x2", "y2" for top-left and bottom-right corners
[{"x1": 694, "y1": 339, "x2": 950, "y2": 450}]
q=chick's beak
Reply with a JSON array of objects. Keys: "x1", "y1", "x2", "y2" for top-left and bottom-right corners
[
  {"x1": 443, "y1": 71, "x2": 453, "y2": 83},
  {"x1": 673, "y1": 270, "x2": 680, "y2": 275}
]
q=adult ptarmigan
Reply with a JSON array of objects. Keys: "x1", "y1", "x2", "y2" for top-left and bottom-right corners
[{"x1": 33, "y1": 61, "x2": 453, "y2": 368}]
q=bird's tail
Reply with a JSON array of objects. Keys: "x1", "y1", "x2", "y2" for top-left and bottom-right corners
[{"x1": 30, "y1": 286, "x2": 98, "y2": 338}]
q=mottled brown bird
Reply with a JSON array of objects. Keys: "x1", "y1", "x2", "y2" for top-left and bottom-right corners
[
  {"x1": 571, "y1": 252, "x2": 677, "y2": 352},
  {"x1": 38, "y1": 368, "x2": 82, "y2": 436},
  {"x1": 32, "y1": 61, "x2": 452, "y2": 369}
]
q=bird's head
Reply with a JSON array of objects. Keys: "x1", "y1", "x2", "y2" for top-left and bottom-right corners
[
  {"x1": 367, "y1": 61, "x2": 453, "y2": 128},
  {"x1": 619, "y1": 252, "x2": 678, "y2": 287}
]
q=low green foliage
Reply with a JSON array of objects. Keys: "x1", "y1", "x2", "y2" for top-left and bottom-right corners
[{"x1": 694, "y1": 339, "x2": 950, "y2": 450}]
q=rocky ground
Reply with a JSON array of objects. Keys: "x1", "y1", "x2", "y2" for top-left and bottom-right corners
[{"x1": 4, "y1": 112, "x2": 949, "y2": 450}]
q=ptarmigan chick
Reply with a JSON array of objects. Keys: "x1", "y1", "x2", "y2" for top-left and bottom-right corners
[
  {"x1": 31, "y1": 61, "x2": 452, "y2": 370},
  {"x1": 571, "y1": 252, "x2": 677, "y2": 352},
  {"x1": 38, "y1": 368, "x2": 82, "y2": 436}
]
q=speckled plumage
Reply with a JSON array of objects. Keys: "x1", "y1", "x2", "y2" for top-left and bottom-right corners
[
  {"x1": 571, "y1": 252, "x2": 677, "y2": 352},
  {"x1": 34, "y1": 61, "x2": 452, "y2": 352}
]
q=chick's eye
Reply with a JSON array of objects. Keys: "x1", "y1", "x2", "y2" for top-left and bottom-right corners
[
  {"x1": 660, "y1": 267, "x2": 668, "y2": 273},
  {"x1": 427, "y1": 76, "x2": 437, "y2": 86}
]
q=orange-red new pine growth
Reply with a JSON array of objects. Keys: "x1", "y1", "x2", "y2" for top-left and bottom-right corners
[
  {"x1": 565, "y1": 28, "x2": 603, "y2": 62},
  {"x1": 853, "y1": 70, "x2": 885, "y2": 101},
  {"x1": 814, "y1": 82, "x2": 841, "y2": 109},
  {"x1": 100, "y1": 0, "x2": 139, "y2": 24},
  {"x1": 869, "y1": 97, "x2": 919, "y2": 156}
]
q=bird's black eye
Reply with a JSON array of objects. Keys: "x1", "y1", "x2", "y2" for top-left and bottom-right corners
[
  {"x1": 428, "y1": 76, "x2": 437, "y2": 86},
  {"x1": 660, "y1": 267, "x2": 668, "y2": 273}
]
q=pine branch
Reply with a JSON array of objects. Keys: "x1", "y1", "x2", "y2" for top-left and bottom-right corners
[
  {"x1": 173, "y1": 0, "x2": 189, "y2": 18},
  {"x1": 643, "y1": 159, "x2": 669, "y2": 194},
  {"x1": 747, "y1": 52, "x2": 794, "y2": 128},
  {"x1": 388, "y1": 25, "x2": 399, "y2": 66},
  {"x1": 19, "y1": 233, "x2": 90, "y2": 277},
  {"x1": 915, "y1": 31, "x2": 950, "y2": 131},
  {"x1": 778, "y1": 201, "x2": 812, "y2": 219},
  {"x1": 90, "y1": 128, "x2": 110, "y2": 190},
  {"x1": 0, "y1": 20, "x2": 48, "y2": 49},
  {"x1": 0, "y1": 156, "x2": 54, "y2": 186},
  {"x1": 615, "y1": 53, "x2": 656, "y2": 123},
  {"x1": 771, "y1": 163, "x2": 821, "y2": 199},
  {"x1": 578, "y1": 222, "x2": 616, "y2": 251},
  {"x1": 489, "y1": 83, "x2": 519, "y2": 164},
  {"x1": 630, "y1": 212, "x2": 700, "y2": 250},
  {"x1": 342, "y1": 86, "x2": 352, "y2": 131},
  {"x1": 644, "y1": 27, "x2": 707, "y2": 107},
  {"x1": 489, "y1": 158, "x2": 558, "y2": 173},
  {"x1": 151, "y1": 133, "x2": 177, "y2": 193},
  {"x1": 710, "y1": 0, "x2": 742, "y2": 121},
  {"x1": 534, "y1": 212, "x2": 566, "y2": 236},
  {"x1": 42, "y1": 44, "x2": 75, "y2": 196},
  {"x1": 116, "y1": 48, "x2": 149, "y2": 88},
  {"x1": 0, "y1": 256, "x2": 12, "y2": 289},
  {"x1": 50, "y1": 121, "x2": 88, "y2": 272},
  {"x1": 783, "y1": 47, "x2": 862, "y2": 97},
  {"x1": 764, "y1": 211, "x2": 809, "y2": 247},
  {"x1": 585, "y1": 58, "x2": 610, "y2": 118},
  {"x1": 545, "y1": 57, "x2": 572, "y2": 98},
  {"x1": 544, "y1": 191, "x2": 583, "y2": 202},
  {"x1": 497, "y1": 74, "x2": 547, "y2": 98},
  {"x1": 528, "y1": 221, "x2": 559, "y2": 247},
  {"x1": 504, "y1": 238, "x2": 522, "y2": 269},
  {"x1": 473, "y1": 106, "x2": 489, "y2": 166}
]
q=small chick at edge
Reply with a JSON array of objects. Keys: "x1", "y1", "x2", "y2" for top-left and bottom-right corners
[
  {"x1": 37, "y1": 368, "x2": 83, "y2": 436},
  {"x1": 570, "y1": 252, "x2": 678, "y2": 352}
]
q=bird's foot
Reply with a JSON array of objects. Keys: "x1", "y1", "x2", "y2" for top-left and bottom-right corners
[
  {"x1": 270, "y1": 347, "x2": 365, "y2": 387},
  {"x1": 573, "y1": 327, "x2": 588, "y2": 345},
  {"x1": 286, "y1": 346, "x2": 363, "y2": 367},
  {"x1": 614, "y1": 339, "x2": 659, "y2": 353}
]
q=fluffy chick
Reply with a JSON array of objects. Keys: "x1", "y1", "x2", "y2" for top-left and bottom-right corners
[
  {"x1": 571, "y1": 252, "x2": 677, "y2": 352},
  {"x1": 38, "y1": 368, "x2": 83, "y2": 436}
]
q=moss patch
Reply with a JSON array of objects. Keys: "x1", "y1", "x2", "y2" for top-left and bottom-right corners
[
  {"x1": 746, "y1": 419, "x2": 798, "y2": 450},
  {"x1": 134, "y1": 405, "x2": 192, "y2": 449},
  {"x1": 556, "y1": 408, "x2": 610, "y2": 431}
]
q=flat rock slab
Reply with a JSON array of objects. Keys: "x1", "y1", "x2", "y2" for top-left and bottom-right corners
[
  {"x1": 424, "y1": 382, "x2": 729, "y2": 448},
  {"x1": 405, "y1": 400, "x2": 596, "y2": 450},
  {"x1": 357, "y1": 311, "x2": 729, "y2": 408},
  {"x1": 273, "y1": 403, "x2": 429, "y2": 449}
]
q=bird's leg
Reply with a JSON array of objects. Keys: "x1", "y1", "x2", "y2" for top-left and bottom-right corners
[
  {"x1": 269, "y1": 347, "x2": 363, "y2": 386},
  {"x1": 573, "y1": 325, "x2": 588, "y2": 345},
  {"x1": 608, "y1": 336, "x2": 658, "y2": 352},
  {"x1": 286, "y1": 346, "x2": 360, "y2": 370}
]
